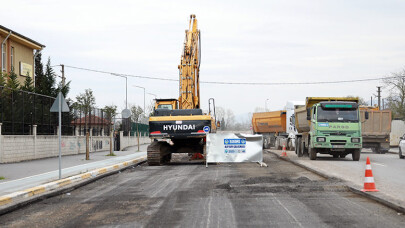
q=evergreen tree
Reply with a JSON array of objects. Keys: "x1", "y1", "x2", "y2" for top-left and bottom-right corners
[
  {"x1": 43, "y1": 57, "x2": 57, "y2": 97},
  {"x1": 20, "y1": 73, "x2": 35, "y2": 92},
  {"x1": 34, "y1": 52, "x2": 44, "y2": 93},
  {"x1": 6, "y1": 70, "x2": 20, "y2": 90},
  {"x1": 34, "y1": 55, "x2": 57, "y2": 97},
  {"x1": 56, "y1": 80, "x2": 71, "y2": 98},
  {"x1": 0, "y1": 72, "x2": 6, "y2": 87}
]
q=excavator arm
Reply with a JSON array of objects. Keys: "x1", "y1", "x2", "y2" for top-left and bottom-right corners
[{"x1": 178, "y1": 14, "x2": 201, "y2": 110}]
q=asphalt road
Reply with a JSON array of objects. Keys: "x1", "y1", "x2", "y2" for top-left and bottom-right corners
[{"x1": 1, "y1": 153, "x2": 404, "y2": 227}]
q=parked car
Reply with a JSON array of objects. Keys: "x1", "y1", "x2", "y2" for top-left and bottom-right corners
[{"x1": 399, "y1": 134, "x2": 405, "y2": 159}]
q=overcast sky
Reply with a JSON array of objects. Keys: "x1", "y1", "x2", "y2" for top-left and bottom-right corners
[{"x1": 2, "y1": 0, "x2": 405, "y2": 121}]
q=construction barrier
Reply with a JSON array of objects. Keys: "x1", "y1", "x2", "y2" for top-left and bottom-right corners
[{"x1": 206, "y1": 132, "x2": 262, "y2": 166}]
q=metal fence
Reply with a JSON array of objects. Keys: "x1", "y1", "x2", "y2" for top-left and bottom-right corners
[{"x1": 0, "y1": 86, "x2": 138, "y2": 136}]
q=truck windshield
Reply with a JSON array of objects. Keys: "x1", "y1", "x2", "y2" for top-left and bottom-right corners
[{"x1": 317, "y1": 107, "x2": 358, "y2": 122}]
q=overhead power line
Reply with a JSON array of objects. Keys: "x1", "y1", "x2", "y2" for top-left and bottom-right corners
[{"x1": 61, "y1": 65, "x2": 394, "y2": 85}]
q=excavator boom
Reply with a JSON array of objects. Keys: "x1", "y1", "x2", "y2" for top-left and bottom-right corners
[{"x1": 178, "y1": 14, "x2": 201, "y2": 110}]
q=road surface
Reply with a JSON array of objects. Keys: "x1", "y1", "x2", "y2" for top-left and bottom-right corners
[{"x1": 1, "y1": 153, "x2": 404, "y2": 227}]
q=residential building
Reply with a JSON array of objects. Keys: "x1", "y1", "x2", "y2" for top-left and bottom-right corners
[{"x1": 0, "y1": 25, "x2": 45, "y2": 84}]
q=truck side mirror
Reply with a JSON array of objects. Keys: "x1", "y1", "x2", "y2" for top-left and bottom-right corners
[
  {"x1": 365, "y1": 111, "x2": 369, "y2": 120},
  {"x1": 217, "y1": 121, "x2": 221, "y2": 128},
  {"x1": 306, "y1": 108, "x2": 311, "y2": 120}
]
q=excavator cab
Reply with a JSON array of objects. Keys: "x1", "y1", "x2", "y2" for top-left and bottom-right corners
[{"x1": 154, "y1": 99, "x2": 178, "y2": 110}]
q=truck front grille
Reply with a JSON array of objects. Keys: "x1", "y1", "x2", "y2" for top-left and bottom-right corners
[
  {"x1": 330, "y1": 132, "x2": 347, "y2": 136},
  {"x1": 330, "y1": 140, "x2": 346, "y2": 145}
]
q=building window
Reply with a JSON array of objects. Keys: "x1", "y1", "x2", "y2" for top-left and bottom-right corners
[
  {"x1": 1, "y1": 43, "x2": 5, "y2": 71},
  {"x1": 10, "y1": 46, "x2": 14, "y2": 71}
]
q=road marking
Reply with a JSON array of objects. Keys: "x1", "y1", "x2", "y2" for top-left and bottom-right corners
[
  {"x1": 373, "y1": 162, "x2": 385, "y2": 167},
  {"x1": 274, "y1": 197, "x2": 304, "y2": 228},
  {"x1": 0, "y1": 196, "x2": 12, "y2": 206}
]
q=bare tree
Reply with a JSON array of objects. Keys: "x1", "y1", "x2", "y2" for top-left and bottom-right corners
[
  {"x1": 384, "y1": 68, "x2": 405, "y2": 119},
  {"x1": 146, "y1": 100, "x2": 155, "y2": 117},
  {"x1": 73, "y1": 88, "x2": 96, "y2": 133},
  {"x1": 74, "y1": 88, "x2": 96, "y2": 115},
  {"x1": 130, "y1": 104, "x2": 144, "y2": 123},
  {"x1": 346, "y1": 96, "x2": 368, "y2": 106},
  {"x1": 103, "y1": 104, "x2": 117, "y2": 125},
  {"x1": 225, "y1": 109, "x2": 235, "y2": 130},
  {"x1": 216, "y1": 106, "x2": 225, "y2": 126}
]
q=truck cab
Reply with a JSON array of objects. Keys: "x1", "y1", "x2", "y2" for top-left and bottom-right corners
[{"x1": 295, "y1": 97, "x2": 364, "y2": 161}]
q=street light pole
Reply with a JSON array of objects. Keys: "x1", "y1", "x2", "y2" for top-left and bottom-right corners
[{"x1": 126, "y1": 77, "x2": 128, "y2": 109}]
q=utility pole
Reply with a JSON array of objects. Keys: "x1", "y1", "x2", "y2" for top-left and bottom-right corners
[
  {"x1": 61, "y1": 64, "x2": 65, "y2": 87},
  {"x1": 376, "y1": 86, "x2": 381, "y2": 110}
]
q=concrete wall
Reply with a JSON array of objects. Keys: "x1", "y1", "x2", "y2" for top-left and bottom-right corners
[
  {"x1": 0, "y1": 124, "x2": 150, "y2": 163},
  {"x1": 119, "y1": 131, "x2": 151, "y2": 151}
]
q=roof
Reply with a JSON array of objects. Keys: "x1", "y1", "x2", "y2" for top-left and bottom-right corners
[
  {"x1": 71, "y1": 115, "x2": 112, "y2": 126},
  {"x1": 0, "y1": 25, "x2": 45, "y2": 49},
  {"x1": 155, "y1": 98, "x2": 178, "y2": 101}
]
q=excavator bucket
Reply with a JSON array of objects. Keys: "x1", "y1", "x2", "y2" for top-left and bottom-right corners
[{"x1": 190, "y1": 153, "x2": 204, "y2": 160}]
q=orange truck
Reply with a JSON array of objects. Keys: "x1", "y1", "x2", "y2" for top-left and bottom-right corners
[{"x1": 252, "y1": 101, "x2": 304, "y2": 150}]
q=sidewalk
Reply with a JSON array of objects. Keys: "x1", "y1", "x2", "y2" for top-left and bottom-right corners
[{"x1": 0, "y1": 144, "x2": 148, "y2": 196}]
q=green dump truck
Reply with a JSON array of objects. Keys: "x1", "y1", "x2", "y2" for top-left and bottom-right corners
[{"x1": 294, "y1": 97, "x2": 366, "y2": 161}]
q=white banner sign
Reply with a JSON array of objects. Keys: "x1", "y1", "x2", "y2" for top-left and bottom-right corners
[{"x1": 206, "y1": 132, "x2": 263, "y2": 164}]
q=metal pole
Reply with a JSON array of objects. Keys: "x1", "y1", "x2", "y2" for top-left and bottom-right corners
[
  {"x1": 143, "y1": 88, "x2": 145, "y2": 115},
  {"x1": 126, "y1": 77, "x2": 128, "y2": 109},
  {"x1": 61, "y1": 64, "x2": 65, "y2": 87},
  {"x1": 110, "y1": 129, "x2": 113, "y2": 156},
  {"x1": 58, "y1": 92, "x2": 62, "y2": 179},
  {"x1": 377, "y1": 86, "x2": 381, "y2": 110},
  {"x1": 86, "y1": 132, "x2": 90, "y2": 160},
  {"x1": 137, "y1": 123, "x2": 140, "y2": 152}
]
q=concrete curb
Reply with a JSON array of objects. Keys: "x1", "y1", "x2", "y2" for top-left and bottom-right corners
[
  {"x1": 267, "y1": 150, "x2": 405, "y2": 214},
  {"x1": 0, "y1": 156, "x2": 147, "y2": 215}
]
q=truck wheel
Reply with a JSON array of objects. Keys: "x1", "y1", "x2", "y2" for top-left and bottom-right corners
[
  {"x1": 372, "y1": 147, "x2": 382, "y2": 154},
  {"x1": 333, "y1": 154, "x2": 339, "y2": 158},
  {"x1": 309, "y1": 147, "x2": 317, "y2": 160},
  {"x1": 339, "y1": 154, "x2": 346, "y2": 158},
  {"x1": 399, "y1": 148, "x2": 405, "y2": 159},
  {"x1": 289, "y1": 140, "x2": 295, "y2": 151},
  {"x1": 263, "y1": 138, "x2": 269, "y2": 149},
  {"x1": 352, "y1": 149, "x2": 361, "y2": 161},
  {"x1": 275, "y1": 140, "x2": 280, "y2": 150},
  {"x1": 302, "y1": 140, "x2": 308, "y2": 156},
  {"x1": 297, "y1": 138, "x2": 303, "y2": 157}
]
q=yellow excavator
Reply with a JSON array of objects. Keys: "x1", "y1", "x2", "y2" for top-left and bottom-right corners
[{"x1": 147, "y1": 15, "x2": 217, "y2": 165}]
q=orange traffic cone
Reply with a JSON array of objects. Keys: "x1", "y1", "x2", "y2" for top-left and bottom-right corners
[
  {"x1": 281, "y1": 143, "x2": 288, "y2": 157},
  {"x1": 361, "y1": 157, "x2": 379, "y2": 192}
]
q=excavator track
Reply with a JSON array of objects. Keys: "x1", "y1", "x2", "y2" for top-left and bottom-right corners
[{"x1": 147, "y1": 141, "x2": 171, "y2": 166}]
